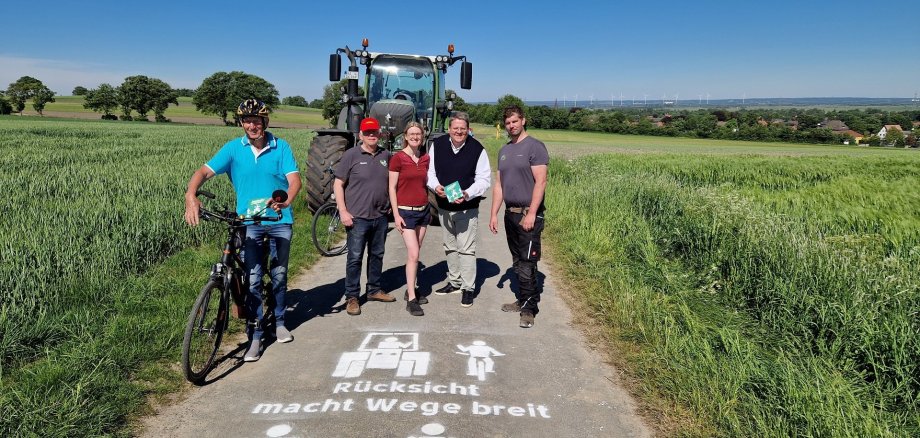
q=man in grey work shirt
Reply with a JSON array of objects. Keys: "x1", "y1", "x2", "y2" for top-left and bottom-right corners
[
  {"x1": 489, "y1": 105, "x2": 549, "y2": 328},
  {"x1": 334, "y1": 117, "x2": 396, "y2": 316},
  {"x1": 427, "y1": 112, "x2": 492, "y2": 308}
]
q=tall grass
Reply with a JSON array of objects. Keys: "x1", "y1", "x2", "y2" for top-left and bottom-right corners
[
  {"x1": 0, "y1": 118, "x2": 318, "y2": 436},
  {"x1": 546, "y1": 152, "x2": 920, "y2": 436}
]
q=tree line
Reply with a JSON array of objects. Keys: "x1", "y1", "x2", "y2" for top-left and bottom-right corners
[
  {"x1": 4, "y1": 75, "x2": 917, "y2": 147},
  {"x1": 457, "y1": 95, "x2": 920, "y2": 147},
  {"x1": 2, "y1": 72, "x2": 322, "y2": 124}
]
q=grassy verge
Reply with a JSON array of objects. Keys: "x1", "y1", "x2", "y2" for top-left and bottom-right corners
[
  {"x1": 544, "y1": 152, "x2": 920, "y2": 436},
  {"x1": 0, "y1": 119, "x2": 322, "y2": 436}
]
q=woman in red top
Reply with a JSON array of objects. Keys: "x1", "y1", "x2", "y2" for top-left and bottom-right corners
[{"x1": 388, "y1": 122, "x2": 430, "y2": 316}]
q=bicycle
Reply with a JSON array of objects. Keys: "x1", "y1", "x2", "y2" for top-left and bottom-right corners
[
  {"x1": 181, "y1": 189, "x2": 286, "y2": 383},
  {"x1": 311, "y1": 193, "x2": 348, "y2": 257},
  {"x1": 311, "y1": 166, "x2": 348, "y2": 257}
]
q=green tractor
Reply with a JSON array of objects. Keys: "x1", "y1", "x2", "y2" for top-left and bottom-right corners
[{"x1": 305, "y1": 38, "x2": 472, "y2": 211}]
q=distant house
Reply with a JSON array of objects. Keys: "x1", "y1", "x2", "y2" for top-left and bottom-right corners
[
  {"x1": 878, "y1": 124, "x2": 903, "y2": 140},
  {"x1": 842, "y1": 130, "x2": 864, "y2": 145},
  {"x1": 818, "y1": 119, "x2": 849, "y2": 132},
  {"x1": 771, "y1": 119, "x2": 799, "y2": 130}
]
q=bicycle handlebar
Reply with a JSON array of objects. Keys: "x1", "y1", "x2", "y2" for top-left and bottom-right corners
[{"x1": 195, "y1": 190, "x2": 285, "y2": 225}]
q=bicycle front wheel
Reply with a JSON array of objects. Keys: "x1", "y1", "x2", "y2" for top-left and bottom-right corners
[
  {"x1": 312, "y1": 202, "x2": 347, "y2": 256},
  {"x1": 181, "y1": 279, "x2": 228, "y2": 383}
]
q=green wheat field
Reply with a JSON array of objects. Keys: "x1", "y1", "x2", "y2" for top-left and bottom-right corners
[{"x1": 1, "y1": 118, "x2": 917, "y2": 436}]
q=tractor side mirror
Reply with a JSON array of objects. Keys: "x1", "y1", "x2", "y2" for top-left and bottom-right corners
[
  {"x1": 329, "y1": 54, "x2": 341, "y2": 81},
  {"x1": 460, "y1": 61, "x2": 472, "y2": 90}
]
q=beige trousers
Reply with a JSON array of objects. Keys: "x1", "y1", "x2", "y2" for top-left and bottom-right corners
[{"x1": 438, "y1": 208, "x2": 479, "y2": 291}]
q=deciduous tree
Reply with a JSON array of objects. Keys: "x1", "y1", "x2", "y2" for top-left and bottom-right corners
[
  {"x1": 83, "y1": 83, "x2": 119, "y2": 118},
  {"x1": 31, "y1": 86, "x2": 56, "y2": 115},
  {"x1": 886, "y1": 127, "x2": 905, "y2": 146},
  {"x1": 6, "y1": 76, "x2": 45, "y2": 115},
  {"x1": 0, "y1": 92, "x2": 11, "y2": 115},
  {"x1": 193, "y1": 71, "x2": 279, "y2": 125},
  {"x1": 115, "y1": 75, "x2": 177, "y2": 121},
  {"x1": 72, "y1": 86, "x2": 88, "y2": 96},
  {"x1": 496, "y1": 94, "x2": 526, "y2": 119},
  {"x1": 282, "y1": 95, "x2": 308, "y2": 107}
]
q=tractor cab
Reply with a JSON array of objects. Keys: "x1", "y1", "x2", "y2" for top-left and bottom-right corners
[
  {"x1": 364, "y1": 55, "x2": 443, "y2": 150},
  {"x1": 305, "y1": 39, "x2": 472, "y2": 211}
]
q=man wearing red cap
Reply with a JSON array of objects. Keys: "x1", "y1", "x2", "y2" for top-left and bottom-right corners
[{"x1": 334, "y1": 117, "x2": 395, "y2": 315}]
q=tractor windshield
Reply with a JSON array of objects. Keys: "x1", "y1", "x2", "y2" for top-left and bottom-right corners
[{"x1": 367, "y1": 55, "x2": 438, "y2": 117}]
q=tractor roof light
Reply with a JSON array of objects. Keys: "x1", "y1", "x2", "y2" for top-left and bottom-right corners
[
  {"x1": 448, "y1": 44, "x2": 454, "y2": 55},
  {"x1": 362, "y1": 38, "x2": 369, "y2": 49}
]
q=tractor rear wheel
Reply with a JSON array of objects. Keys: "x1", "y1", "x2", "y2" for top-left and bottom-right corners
[{"x1": 306, "y1": 135, "x2": 350, "y2": 212}]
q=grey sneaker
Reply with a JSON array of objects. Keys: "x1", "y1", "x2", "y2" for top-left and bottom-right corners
[
  {"x1": 275, "y1": 326, "x2": 293, "y2": 343},
  {"x1": 501, "y1": 300, "x2": 523, "y2": 312},
  {"x1": 406, "y1": 299, "x2": 424, "y2": 316},
  {"x1": 519, "y1": 310, "x2": 535, "y2": 328},
  {"x1": 243, "y1": 339, "x2": 262, "y2": 362},
  {"x1": 460, "y1": 290, "x2": 474, "y2": 307}
]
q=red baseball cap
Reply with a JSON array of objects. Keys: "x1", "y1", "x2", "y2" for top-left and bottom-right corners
[{"x1": 360, "y1": 117, "x2": 380, "y2": 132}]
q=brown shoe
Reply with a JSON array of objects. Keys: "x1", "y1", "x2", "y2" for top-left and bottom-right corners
[
  {"x1": 346, "y1": 297, "x2": 361, "y2": 315},
  {"x1": 519, "y1": 310, "x2": 535, "y2": 328},
  {"x1": 501, "y1": 300, "x2": 523, "y2": 312},
  {"x1": 367, "y1": 291, "x2": 396, "y2": 302}
]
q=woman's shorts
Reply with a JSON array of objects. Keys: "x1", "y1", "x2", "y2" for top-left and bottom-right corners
[{"x1": 399, "y1": 208, "x2": 431, "y2": 229}]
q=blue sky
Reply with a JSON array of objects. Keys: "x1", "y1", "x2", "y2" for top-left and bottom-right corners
[{"x1": 3, "y1": 1, "x2": 918, "y2": 103}]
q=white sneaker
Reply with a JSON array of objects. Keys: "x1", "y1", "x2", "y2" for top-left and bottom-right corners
[
  {"x1": 276, "y1": 326, "x2": 293, "y2": 343},
  {"x1": 243, "y1": 340, "x2": 262, "y2": 362}
]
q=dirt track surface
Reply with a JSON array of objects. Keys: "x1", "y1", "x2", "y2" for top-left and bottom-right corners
[{"x1": 140, "y1": 204, "x2": 650, "y2": 437}]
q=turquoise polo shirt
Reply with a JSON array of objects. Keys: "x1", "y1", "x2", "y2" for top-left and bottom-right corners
[{"x1": 205, "y1": 132, "x2": 299, "y2": 224}]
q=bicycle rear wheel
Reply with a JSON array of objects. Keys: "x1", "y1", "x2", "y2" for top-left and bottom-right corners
[
  {"x1": 181, "y1": 279, "x2": 228, "y2": 383},
  {"x1": 312, "y1": 201, "x2": 347, "y2": 256}
]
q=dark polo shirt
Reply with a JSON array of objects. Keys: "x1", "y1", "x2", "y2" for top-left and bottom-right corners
[
  {"x1": 335, "y1": 145, "x2": 391, "y2": 219},
  {"x1": 497, "y1": 136, "x2": 549, "y2": 209}
]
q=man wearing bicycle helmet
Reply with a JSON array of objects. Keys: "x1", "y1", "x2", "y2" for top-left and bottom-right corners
[{"x1": 184, "y1": 98, "x2": 301, "y2": 362}]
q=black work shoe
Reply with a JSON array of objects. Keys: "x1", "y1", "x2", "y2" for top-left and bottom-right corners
[
  {"x1": 404, "y1": 290, "x2": 429, "y2": 305},
  {"x1": 406, "y1": 299, "x2": 424, "y2": 316},
  {"x1": 435, "y1": 283, "x2": 461, "y2": 295},
  {"x1": 520, "y1": 310, "x2": 535, "y2": 328},
  {"x1": 501, "y1": 300, "x2": 523, "y2": 312},
  {"x1": 460, "y1": 290, "x2": 474, "y2": 307}
]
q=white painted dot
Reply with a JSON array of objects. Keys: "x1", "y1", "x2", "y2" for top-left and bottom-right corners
[
  {"x1": 266, "y1": 424, "x2": 293, "y2": 437},
  {"x1": 421, "y1": 423, "x2": 446, "y2": 435}
]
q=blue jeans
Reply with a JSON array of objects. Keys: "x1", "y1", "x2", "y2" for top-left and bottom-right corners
[
  {"x1": 345, "y1": 216, "x2": 387, "y2": 298},
  {"x1": 244, "y1": 223, "x2": 292, "y2": 340}
]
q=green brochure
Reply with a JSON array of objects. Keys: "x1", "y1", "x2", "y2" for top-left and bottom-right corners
[{"x1": 444, "y1": 181, "x2": 463, "y2": 203}]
